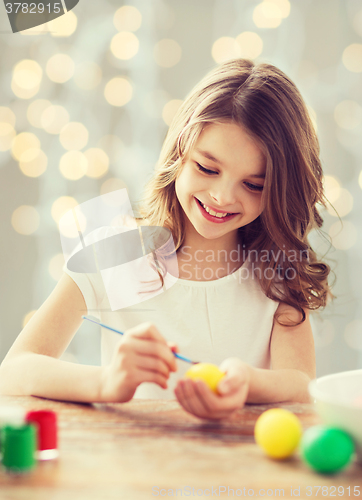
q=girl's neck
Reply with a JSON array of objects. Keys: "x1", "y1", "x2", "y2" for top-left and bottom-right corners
[{"x1": 176, "y1": 225, "x2": 243, "y2": 281}]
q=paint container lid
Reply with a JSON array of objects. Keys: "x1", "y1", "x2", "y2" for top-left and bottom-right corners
[
  {"x1": 0, "y1": 405, "x2": 26, "y2": 427},
  {"x1": 2, "y1": 423, "x2": 37, "y2": 472},
  {"x1": 26, "y1": 410, "x2": 57, "y2": 453}
]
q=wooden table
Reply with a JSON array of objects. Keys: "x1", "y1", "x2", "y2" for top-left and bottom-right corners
[{"x1": 0, "y1": 396, "x2": 360, "y2": 500}]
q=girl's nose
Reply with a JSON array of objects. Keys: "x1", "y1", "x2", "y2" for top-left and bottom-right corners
[{"x1": 209, "y1": 185, "x2": 238, "y2": 208}]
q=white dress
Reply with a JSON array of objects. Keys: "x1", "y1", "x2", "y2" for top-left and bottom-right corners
[{"x1": 65, "y1": 247, "x2": 279, "y2": 399}]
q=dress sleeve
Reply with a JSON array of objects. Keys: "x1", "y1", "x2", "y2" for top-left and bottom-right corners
[
  {"x1": 63, "y1": 265, "x2": 104, "y2": 319},
  {"x1": 62, "y1": 226, "x2": 112, "y2": 318}
]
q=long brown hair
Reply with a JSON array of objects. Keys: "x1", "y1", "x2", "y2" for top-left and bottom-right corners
[{"x1": 137, "y1": 59, "x2": 333, "y2": 326}]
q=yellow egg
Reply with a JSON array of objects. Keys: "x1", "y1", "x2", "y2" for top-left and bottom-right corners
[
  {"x1": 184, "y1": 363, "x2": 225, "y2": 393},
  {"x1": 254, "y1": 408, "x2": 303, "y2": 459}
]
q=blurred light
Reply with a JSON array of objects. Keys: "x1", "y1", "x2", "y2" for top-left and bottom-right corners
[
  {"x1": 11, "y1": 205, "x2": 39, "y2": 235},
  {"x1": 27, "y1": 99, "x2": 51, "y2": 128},
  {"x1": 11, "y1": 60, "x2": 42, "y2": 99},
  {"x1": 353, "y1": 9, "x2": 362, "y2": 37},
  {"x1": 211, "y1": 37, "x2": 239, "y2": 64},
  {"x1": 334, "y1": 100, "x2": 362, "y2": 129},
  {"x1": 342, "y1": 44, "x2": 362, "y2": 73},
  {"x1": 306, "y1": 105, "x2": 318, "y2": 132},
  {"x1": 84, "y1": 148, "x2": 109, "y2": 178},
  {"x1": 0, "y1": 123, "x2": 16, "y2": 152},
  {"x1": 59, "y1": 208, "x2": 87, "y2": 239},
  {"x1": 236, "y1": 32, "x2": 263, "y2": 59},
  {"x1": 41, "y1": 105, "x2": 70, "y2": 134},
  {"x1": 49, "y1": 11, "x2": 77, "y2": 37},
  {"x1": 49, "y1": 253, "x2": 65, "y2": 281},
  {"x1": 97, "y1": 135, "x2": 124, "y2": 163},
  {"x1": 19, "y1": 149, "x2": 47, "y2": 177},
  {"x1": 59, "y1": 122, "x2": 88, "y2": 150},
  {"x1": 11, "y1": 132, "x2": 40, "y2": 161},
  {"x1": 326, "y1": 188, "x2": 353, "y2": 217},
  {"x1": 323, "y1": 175, "x2": 341, "y2": 204},
  {"x1": 0, "y1": 107, "x2": 16, "y2": 127},
  {"x1": 11, "y1": 81, "x2": 39, "y2": 99},
  {"x1": 46, "y1": 54, "x2": 75, "y2": 83},
  {"x1": 22, "y1": 310, "x2": 37, "y2": 328},
  {"x1": 328, "y1": 220, "x2": 357, "y2": 250},
  {"x1": 51, "y1": 196, "x2": 78, "y2": 224},
  {"x1": 104, "y1": 77, "x2": 133, "y2": 107},
  {"x1": 253, "y1": 1, "x2": 283, "y2": 28},
  {"x1": 267, "y1": 0, "x2": 290, "y2": 18},
  {"x1": 359, "y1": 170, "x2": 362, "y2": 190},
  {"x1": 74, "y1": 61, "x2": 102, "y2": 90},
  {"x1": 113, "y1": 5, "x2": 142, "y2": 32},
  {"x1": 154, "y1": 39, "x2": 182, "y2": 68},
  {"x1": 110, "y1": 32, "x2": 139, "y2": 60},
  {"x1": 12, "y1": 59, "x2": 42, "y2": 89},
  {"x1": 59, "y1": 151, "x2": 88, "y2": 180},
  {"x1": 344, "y1": 320, "x2": 362, "y2": 350},
  {"x1": 162, "y1": 99, "x2": 183, "y2": 126},
  {"x1": 100, "y1": 178, "x2": 128, "y2": 207}
]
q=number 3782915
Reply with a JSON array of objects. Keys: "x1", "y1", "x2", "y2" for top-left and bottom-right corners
[{"x1": 5, "y1": 3, "x2": 62, "y2": 14}]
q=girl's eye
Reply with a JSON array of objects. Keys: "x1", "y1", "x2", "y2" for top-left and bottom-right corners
[
  {"x1": 245, "y1": 182, "x2": 264, "y2": 192},
  {"x1": 196, "y1": 162, "x2": 263, "y2": 191},
  {"x1": 196, "y1": 163, "x2": 217, "y2": 175}
]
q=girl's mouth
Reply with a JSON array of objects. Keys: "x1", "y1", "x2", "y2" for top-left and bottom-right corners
[{"x1": 195, "y1": 197, "x2": 238, "y2": 223}]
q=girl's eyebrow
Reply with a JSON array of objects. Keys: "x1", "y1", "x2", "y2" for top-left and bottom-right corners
[
  {"x1": 195, "y1": 148, "x2": 222, "y2": 165},
  {"x1": 249, "y1": 173, "x2": 266, "y2": 179},
  {"x1": 195, "y1": 148, "x2": 266, "y2": 179}
]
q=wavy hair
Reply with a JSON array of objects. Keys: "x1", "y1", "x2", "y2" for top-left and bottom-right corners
[{"x1": 137, "y1": 59, "x2": 333, "y2": 326}]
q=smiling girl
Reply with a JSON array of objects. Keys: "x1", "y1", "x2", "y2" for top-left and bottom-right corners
[{"x1": 0, "y1": 59, "x2": 331, "y2": 419}]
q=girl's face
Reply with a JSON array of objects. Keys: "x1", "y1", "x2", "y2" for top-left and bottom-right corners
[{"x1": 175, "y1": 121, "x2": 266, "y2": 250}]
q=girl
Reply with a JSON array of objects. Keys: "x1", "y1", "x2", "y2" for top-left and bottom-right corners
[{"x1": 0, "y1": 59, "x2": 331, "y2": 420}]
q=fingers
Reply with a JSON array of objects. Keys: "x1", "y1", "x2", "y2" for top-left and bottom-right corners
[
  {"x1": 218, "y1": 359, "x2": 250, "y2": 396},
  {"x1": 123, "y1": 323, "x2": 178, "y2": 373},
  {"x1": 175, "y1": 379, "x2": 208, "y2": 417},
  {"x1": 133, "y1": 367, "x2": 170, "y2": 390},
  {"x1": 132, "y1": 337, "x2": 177, "y2": 372},
  {"x1": 175, "y1": 376, "x2": 248, "y2": 420},
  {"x1": 193, "y1": 380, "x2": 243, "y2": 418},
  {"x1": 217, "y1": 374, "x2": 242, "y2": 396},
  {"x1": 102, "y1": 322, "x2": 180, "y2": 400},
  {"x1": 126, "y1": 322, "x2": 167, "y2": 343},
  {"x1": 168, "y1": 342, "x2": 179, "y2": 353},
  {"x1": 135, "y1": 352, "x2": 173, "y2": 379}
]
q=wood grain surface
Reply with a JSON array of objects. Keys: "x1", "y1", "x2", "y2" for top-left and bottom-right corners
[{"x1": 0, "y1": 396, "x2": 360, "y2": 500}]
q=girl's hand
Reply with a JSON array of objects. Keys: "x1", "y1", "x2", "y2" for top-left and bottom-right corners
[
  {"x1": 174, "y1": 358, "x2": 250, "y2": 420},
  {"x1": 99, "y1": 322, "x2": 178, "y2": 402}
]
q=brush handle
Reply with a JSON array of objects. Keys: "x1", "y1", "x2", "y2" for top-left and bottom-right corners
[{"x1": 82, "y1": 316, "x2": 196, "y2": 364}]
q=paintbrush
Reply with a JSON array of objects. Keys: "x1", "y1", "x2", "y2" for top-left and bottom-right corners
[{"x1": 82, "y1": 315, "x2": 198, "y2": 364}]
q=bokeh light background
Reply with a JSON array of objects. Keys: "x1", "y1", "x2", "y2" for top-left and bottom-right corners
[{"x1": 0, "y1": 0, "x2": 361, "y2": 375}]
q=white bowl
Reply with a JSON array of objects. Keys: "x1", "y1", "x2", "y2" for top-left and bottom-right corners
[{"x1": 309, "y1": 369, "x2": 362, "y2": 464}]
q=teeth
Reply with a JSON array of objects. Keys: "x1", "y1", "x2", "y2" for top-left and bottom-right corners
[{"x1": 202, "y1": 202, "x2": 229, "y2": 218}]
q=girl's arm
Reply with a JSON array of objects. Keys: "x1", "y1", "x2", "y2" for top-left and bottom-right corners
[
  {"x1": 246, "y1": 303, "x2": 315, "y2": 403},
  {"x1": 0, "y1": 274, "x2": 177, "y2": 403},
  {"x1": 175, "y1": 303, "x2": 316, "y2": 419}
]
